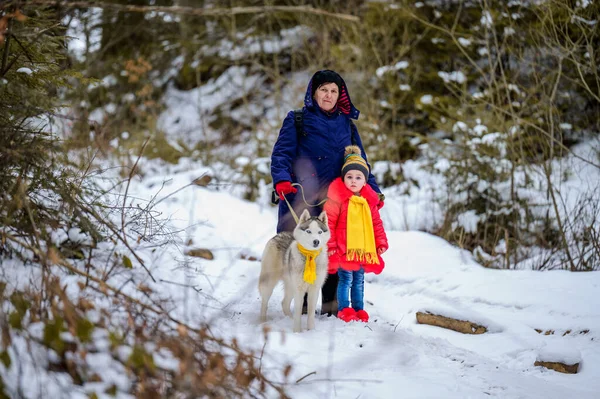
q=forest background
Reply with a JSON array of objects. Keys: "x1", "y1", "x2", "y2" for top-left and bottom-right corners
[{"x1": 1, "y1": 0, "x2": 599, "y2": 397}]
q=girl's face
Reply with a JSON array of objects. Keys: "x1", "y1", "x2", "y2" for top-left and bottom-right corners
[
  {"x1": 314, "y1": 83, "x2": 339, "y2": 112},
  {"x1": 344, "y1": 170, "x2": 366, "y2": 193}
]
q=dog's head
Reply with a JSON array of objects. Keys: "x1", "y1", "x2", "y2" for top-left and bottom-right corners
[{"x1": 294, "y1": 209, "x2": 331, "y2": 250}]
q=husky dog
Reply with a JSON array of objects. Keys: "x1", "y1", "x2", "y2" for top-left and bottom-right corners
[{"x1": 259, "y1": 209, "x2": 330, "y2": 332}]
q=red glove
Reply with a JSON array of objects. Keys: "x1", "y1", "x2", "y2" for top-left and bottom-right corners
[
  {"x1": 377, "y1": 199, "x2": 384, "y2": 210},
  {"x1": 275, "y1": 181, "x2": 297, "y2": 200}
]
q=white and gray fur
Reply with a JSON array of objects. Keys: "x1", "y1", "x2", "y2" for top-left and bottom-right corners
[{"x1": 259, "y1": 209, "x2": 330, "y2": 332}]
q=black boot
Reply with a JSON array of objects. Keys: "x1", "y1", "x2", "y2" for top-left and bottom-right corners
[
  {"x1": 320, "y1": 273, "x2": 339, "y2": 316},
  {"x1": 302, "y1": 293, "x2": 308, "y2": 315}
]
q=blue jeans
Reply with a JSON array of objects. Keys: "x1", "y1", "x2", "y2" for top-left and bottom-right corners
[{"x1": 337, "y1": 268, "x2": 364, "y2": 311}]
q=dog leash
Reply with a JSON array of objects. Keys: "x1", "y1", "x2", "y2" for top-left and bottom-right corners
[{"x1": 280, "y1": 183, "x2": 328, "y2": 225}]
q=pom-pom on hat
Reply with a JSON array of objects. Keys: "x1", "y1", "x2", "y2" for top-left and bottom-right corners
[
  {"x1": 311, "y1": 70, "x2": 343, "y2": 97},
  {"x1": 341, "y1": 145, "x2": 369, "y2": 179}
]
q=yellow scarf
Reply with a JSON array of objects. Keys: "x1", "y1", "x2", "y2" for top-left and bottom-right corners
[
  {"x1": 346, "y1": 195, "x2": 379, "y2": 265},
  {"x1": 297, "y1": 243, "x2": 321, "y2": 284}
]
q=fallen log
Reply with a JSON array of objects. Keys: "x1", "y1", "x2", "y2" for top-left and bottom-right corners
[
  {"x1": 185, "y1": 248, "x2": 214, "y2": 260},
  {"x1": 534, "y1": 360, "x2": 579, "y2": 374},
  {"x1": 416, "y1": 311, "x2": 487, "y2": 334}
]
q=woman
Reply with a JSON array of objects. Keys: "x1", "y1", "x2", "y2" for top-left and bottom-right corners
[{"x1": 270, "y1": 69, "x2": 384, "y2": 316}]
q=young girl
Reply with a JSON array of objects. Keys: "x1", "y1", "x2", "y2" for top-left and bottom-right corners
[{"x1": 324, "y1": 145, "x2": 389, "y2": 322}]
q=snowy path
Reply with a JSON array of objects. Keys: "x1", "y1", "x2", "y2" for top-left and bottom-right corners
[
  {"x1": 152, "y1": 230, "x2": 599, "y2": 399},
  {"x1": 139, "y1": 171, "x2": 599, "y2": 399}
]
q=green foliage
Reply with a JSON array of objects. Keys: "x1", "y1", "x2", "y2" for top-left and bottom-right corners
[
  {"x1": 8, "y1": 292, "x2": 30, "y2": 330},
  {"x1": 0, "y1": 6, "x2": 106, "y2": 255},
  {"x1": 122, "y1": 254, "x2": 133, "y2": 269},
  {"x1": 0, "y1": 376, "x2": 8, "y2": 399},
  {"x1": 43, "y1": 316, "x2": 66, "y2": 355},
  {"x1": 76, "y1": 318, "x2": 95, "y2": 343},
  {"x1": 104, "y1": 385, "x2": 118, "y2": 396},
  {"x1": 108, "y1": 331, "x2": 123, "y2": 350},
  {"x1": 0, "y1": 351, "x2": 10, "y2": 368},
  {"x1": 127, "y1": 345, "x2": 155, "y2": 372}
]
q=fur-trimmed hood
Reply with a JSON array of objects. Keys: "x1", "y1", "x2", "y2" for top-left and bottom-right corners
[
  {"x1": 326, "y1": 177, "x2": 380, "y2": 207},
  {"x1": 304, "y1": 70, "x2": 360, "y2": 119}
]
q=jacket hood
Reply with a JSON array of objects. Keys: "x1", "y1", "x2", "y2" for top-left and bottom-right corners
[{"x1": 304, "y1": 70, "x2": 360, "y2": 120}]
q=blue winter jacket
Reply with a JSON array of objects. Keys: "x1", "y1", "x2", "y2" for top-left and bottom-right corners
[{"x1": 271, "y1": 70, "x2": 381, "y2": 232}]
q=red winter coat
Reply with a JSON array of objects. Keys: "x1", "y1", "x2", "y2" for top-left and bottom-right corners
[{"x1": 324, "y1": 177, "x2": 388, "y2": 274}]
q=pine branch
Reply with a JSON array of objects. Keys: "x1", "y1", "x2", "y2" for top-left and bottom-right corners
[{"x1": 0, "y1": 21, "x2": 61, "y2": 78}]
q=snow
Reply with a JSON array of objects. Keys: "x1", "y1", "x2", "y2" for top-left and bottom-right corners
[
  {"x1": 67, "y1": 227, "x2": 89, "y2": 244},
  {"x1": 453, "y1": 209, "x2": 480, "y2": 233},
  {"x1": 458, "y1": 37, "x2": 471, "y2": 47},
  {"x1": 420, "y1": 94, "x2": 433, "y2": 104},
  {"x1": 560, "y1": 123, "x2": 573, "y2": 130},
  {"x1": 208, "y1": 26, "x2": 312, "y2": 61},
  {"x1": 577, "y1": 0, "x2": 591, "y2": 8},
  {"x1": 481, "y1": 11, "x2": 493, "y2": 28},
  {"x1": 376, "y1": 61, "x2": 409, "y2": 78},
  {"x1": 438, "y1": 71, "x2": 467, "y2": 84},
  {"x1": 537, "y1": 343, "x2": 582, "y2": 366},
  {"x1": 156, "y1": 66, "x2": 264, "y2": 147},
  {"x1": 63, "y1": 8, "x2": 103, "y2": 62},
  {"x1": 95, "y1": 156, "x2": 598, "y2": 398},
  {"x1": 2, "y1": 144, "x2": 600, "y2": 398},
  {"x1": 3, "y1": 34, "x2": 600, "y2": 395}
]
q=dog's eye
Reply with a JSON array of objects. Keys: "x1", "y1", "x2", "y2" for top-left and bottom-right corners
[
  {"x1": 306, "y1": 229, "x2": 311, "y2": 234},
  {"x1": 318, "y1": 231, "x2": 322, "y2": 234}
]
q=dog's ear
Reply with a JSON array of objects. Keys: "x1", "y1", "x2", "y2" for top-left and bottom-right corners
[
  {"x1": 299, "y1": 209, "x2": 311, "y2": 223},
  {"x1": 318, "y1": 211, "x2": 328, "y2": 225}
]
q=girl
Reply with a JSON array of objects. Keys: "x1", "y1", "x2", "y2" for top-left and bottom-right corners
[{"x1": 324, "y1": 145, "x2": 389, "y2": 322}]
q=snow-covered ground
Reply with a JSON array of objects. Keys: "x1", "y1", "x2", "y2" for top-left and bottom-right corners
[{"x1": 127, "y1": 158, "x2": 600, "y2": 399}]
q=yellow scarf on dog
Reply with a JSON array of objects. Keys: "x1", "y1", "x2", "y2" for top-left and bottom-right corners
[
  {"x1": 346, "y1": 195, "x2": 379, "y2": 264},
  {"x1": 297, "y1": 243, "x2": 321, "y2": 284}
]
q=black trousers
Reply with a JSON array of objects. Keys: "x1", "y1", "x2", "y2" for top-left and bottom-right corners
[{"x1": 303, "y1": 273, "x2": 338, "y2": 316}]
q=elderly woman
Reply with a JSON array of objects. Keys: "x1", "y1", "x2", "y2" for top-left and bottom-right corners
[{"x1": 270, "y1": 69, "x2": 384, "y2": 316}]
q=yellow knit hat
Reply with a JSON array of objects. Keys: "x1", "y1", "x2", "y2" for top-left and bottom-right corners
[{"x1": 341, "y1": 145, "x2": 369, "y2": 178}]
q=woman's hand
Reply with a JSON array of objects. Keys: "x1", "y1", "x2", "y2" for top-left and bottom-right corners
[
  {"x1": 377, "y1": 247, "x2": 386, "y2": 255},
  {"x1": 275, "y1": 181, "x2": 297, "y2": 200}
]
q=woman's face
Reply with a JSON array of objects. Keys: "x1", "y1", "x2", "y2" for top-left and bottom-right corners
[{"x1": 314, "y1": 82, "x2": 339, "y2": 112}]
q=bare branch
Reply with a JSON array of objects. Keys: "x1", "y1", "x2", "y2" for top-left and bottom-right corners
[{"x1": 3, "y1": 1, "x2": 360, "y2": 22}]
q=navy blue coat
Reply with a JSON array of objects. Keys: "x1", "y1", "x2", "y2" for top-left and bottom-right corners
[{"x1": 271, "y1": 70, "x2": 381, "y2": 232}]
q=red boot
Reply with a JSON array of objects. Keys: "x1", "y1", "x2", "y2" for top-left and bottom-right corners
[
  {"x1": 355, "y1": 309, "x2": 369, "y2": 322},
  {"x1": 337, "y1": 307, "x2": 359, "y2": 322}
]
